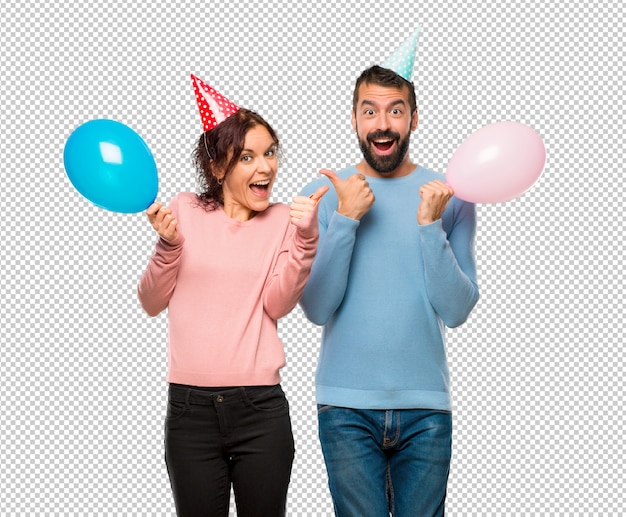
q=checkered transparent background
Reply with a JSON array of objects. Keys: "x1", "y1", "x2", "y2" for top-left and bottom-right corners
[{"x1": 1, "y1": 1, "x2": 623, "y2": 515}]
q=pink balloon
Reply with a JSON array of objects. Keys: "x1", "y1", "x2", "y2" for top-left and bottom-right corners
[{"x1": 445, "y1": 121, "x2": 546, "y2": 204}]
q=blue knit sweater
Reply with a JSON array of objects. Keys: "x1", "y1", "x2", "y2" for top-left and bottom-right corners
[{"x1": 300, "y1": 165, "x2": 479, "y2": 410}]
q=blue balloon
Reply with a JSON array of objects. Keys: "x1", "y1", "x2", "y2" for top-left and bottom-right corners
[{"x1": 63, "y1": 119, "x2": 158, "y2": 213}]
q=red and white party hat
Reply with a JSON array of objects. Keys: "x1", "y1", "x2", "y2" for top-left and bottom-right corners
[{"x1": 190, "y1": 73, "x2": 240, "y2": 132}]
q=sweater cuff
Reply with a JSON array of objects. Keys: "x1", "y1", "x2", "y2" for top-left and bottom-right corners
[
  {"x1": 159, "y1": 234, "x2": 185, "y2": 248},
  {"x1": 294, "y1": 227, "x2": 319, "y2": 249},
  {"x1": 156, "y1": 234, "x2": 185, "y2": 259},
  {"x1": 417, "y1": 218, "x2": 444, "y2": 237},
  {"x1": 329, "y1": 210, "x2": 361, "y2": 231}
]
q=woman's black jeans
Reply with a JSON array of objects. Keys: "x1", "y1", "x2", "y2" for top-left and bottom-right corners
[{"x1": 165, "y1": 383, "x2": 295, "y2": 517}]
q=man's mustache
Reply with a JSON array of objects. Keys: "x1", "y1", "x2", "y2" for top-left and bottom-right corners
[{"x1": 367, "y1": 131, "x2": 401, "y2": 143}]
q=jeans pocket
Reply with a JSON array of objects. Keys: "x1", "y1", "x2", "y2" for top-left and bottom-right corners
[
  {"x1": 166, "y1": 398, "x2": 188, "y2": 420},
  {"x1": 317, "y1": 404, "x2": 333, "y2": 414},
  {"x1": 244, "y1": 385, "x2": 288, "y2": 413}
]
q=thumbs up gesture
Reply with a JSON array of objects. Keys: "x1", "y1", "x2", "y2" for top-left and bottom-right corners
[
  {"x1": 290, "y1": 185, "x2": 330, "y2": 237},
  {"x1": 320, "y1": 169, "x2": 375, "y2": 220}
]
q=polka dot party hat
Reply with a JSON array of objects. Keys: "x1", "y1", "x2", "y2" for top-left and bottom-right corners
[
  {"x1": 380, "y1": 26, "x2": 422, "y2": 81},
  {"x1": 190, "y1": 73, "x2": 240, "y2": 132}
]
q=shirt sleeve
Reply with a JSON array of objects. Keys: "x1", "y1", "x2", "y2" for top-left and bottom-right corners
[
  {"x1": 298, "y1": 204, "x2": 361, "y2": 325},
  {"x1": 418, "y1": 198, "x2": 480, "y2": 327},
  {"x1": 137, "y1": 196, "x2": 185, "y2": 317},
  {"x1": 263, "y1": 217, "x2": 320, "y2": 321}
]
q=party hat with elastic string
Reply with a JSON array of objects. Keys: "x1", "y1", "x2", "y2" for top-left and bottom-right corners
[
  {"x1": 381, "y1": 26, "x2": 422, "y2": 81},
  {"x1": 190, "y1": 73, "x2": 240, "y2": 132}
]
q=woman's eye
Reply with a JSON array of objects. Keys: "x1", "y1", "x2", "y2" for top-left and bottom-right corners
[
  {"x1": 241, "y1": 155, "x2": 252, "y2": 162},
  {"x1": 266, "y1": 150, "x2": 275, "y2": 157}
]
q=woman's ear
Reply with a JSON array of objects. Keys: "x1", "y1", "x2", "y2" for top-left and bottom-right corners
[{"x1": 213, "y1": 170, "x2": 225, "y2": 185}]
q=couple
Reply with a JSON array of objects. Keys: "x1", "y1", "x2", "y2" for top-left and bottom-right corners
[{"x1": 138, "y1": 29, "x2": 479, "y2": 517}]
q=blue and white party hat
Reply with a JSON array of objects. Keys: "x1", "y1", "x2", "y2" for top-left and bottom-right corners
[{"x1": 381, "y1": 26, "x2": 421, "y2": 81}]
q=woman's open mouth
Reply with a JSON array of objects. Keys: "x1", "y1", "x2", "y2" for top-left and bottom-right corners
[{"x1": 250, "y1": 179, "x2": 271, "y2": 197}]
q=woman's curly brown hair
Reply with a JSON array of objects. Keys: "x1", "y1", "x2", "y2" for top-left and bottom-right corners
[{"x1": 192, "y1": 108, "x2": 281, "y2": 210}]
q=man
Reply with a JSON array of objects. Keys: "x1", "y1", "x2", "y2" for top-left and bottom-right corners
[{"x1": 299, "y1": 35, "x2": 480, "y2": 516}]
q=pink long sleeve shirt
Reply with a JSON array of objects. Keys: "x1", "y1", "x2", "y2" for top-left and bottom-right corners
[{"x1": 138, "y1": 192, "x2": 319, "y2": 387}]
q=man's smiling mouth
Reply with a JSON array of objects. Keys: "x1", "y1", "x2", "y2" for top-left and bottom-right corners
[{"x1": 372, "y1": 138, "x2": 395, "y2": 152}]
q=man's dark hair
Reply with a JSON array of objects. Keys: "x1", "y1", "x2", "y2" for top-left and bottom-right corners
[{"x1": 352, "y1": 65, "x2": 417, "y2": 115}]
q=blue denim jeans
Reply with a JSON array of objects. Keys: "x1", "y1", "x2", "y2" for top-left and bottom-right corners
[
  {"x1": 165, "y1": 384, "x2": 295, "y2": 517},
  {"x1": 318, "y1": 405, "x2": 452, "y2": 517}
]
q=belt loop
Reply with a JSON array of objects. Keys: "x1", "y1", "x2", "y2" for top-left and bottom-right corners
[
  {"x1": 239, "y1": 386, "x2": 248, "y2": 405},
  {"x1": 185, "y1": 388, "x2": 191, "y2": 406}
]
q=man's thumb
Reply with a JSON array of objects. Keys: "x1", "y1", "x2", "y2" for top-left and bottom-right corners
[{"x1": 319, "y1": 169, "x2": 341, "y2": 188}]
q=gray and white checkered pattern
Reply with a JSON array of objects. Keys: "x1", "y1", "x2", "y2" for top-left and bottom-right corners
[{"x1": 1, "y1": 1, "x2": 623, "y2": 515}]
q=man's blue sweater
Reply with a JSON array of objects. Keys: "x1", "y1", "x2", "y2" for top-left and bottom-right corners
[{"x1": 300, "y1": 165, "x2": 479, "y2": 410}]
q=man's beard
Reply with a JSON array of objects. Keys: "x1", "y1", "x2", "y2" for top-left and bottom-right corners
[{"x1": 358, "y1": 129, "x2": 411, "y2": 174}]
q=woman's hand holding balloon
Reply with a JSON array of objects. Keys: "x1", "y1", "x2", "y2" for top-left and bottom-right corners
[{"x1": 147, "y1": 202, "x2": 179, "y2": 242}]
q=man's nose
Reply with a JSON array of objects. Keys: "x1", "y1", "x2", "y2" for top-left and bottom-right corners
[{"x1": 375, "y1": 113, "x2": 392, "y2": 131}]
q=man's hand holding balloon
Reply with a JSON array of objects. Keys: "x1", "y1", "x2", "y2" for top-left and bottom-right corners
[
  {"x1": 417, "y1": 180, "x2": 455, "y2": 225},
  {"x1": 320, "y1": 169, "x2": 375, "y2": 220}
]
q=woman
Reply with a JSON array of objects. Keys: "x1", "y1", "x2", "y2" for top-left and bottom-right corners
[{"x1": 138, "y1": 74, "x2": 327, "y2": 516}]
